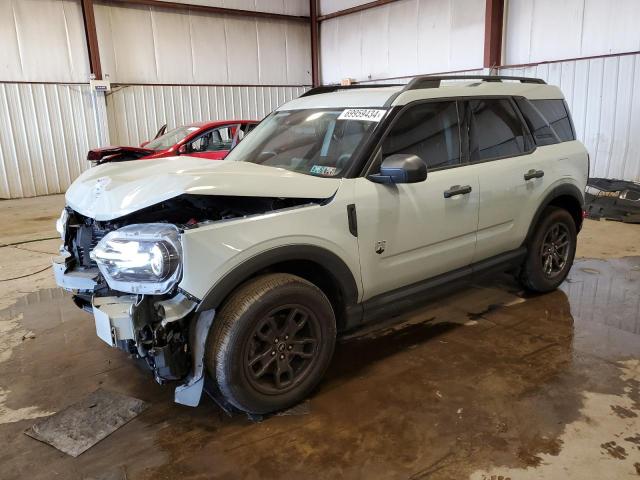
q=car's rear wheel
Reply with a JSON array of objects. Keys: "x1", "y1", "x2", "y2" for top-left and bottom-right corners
[
  {"x1": 205, "y1": 273, "x2": 336, "y2": 414},
  {"x1": 520, "y1": 206, "x2": 577, "y2": 292}
]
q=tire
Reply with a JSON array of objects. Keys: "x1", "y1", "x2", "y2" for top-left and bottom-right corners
[
  {"x1": 205, "y1": 273, "x2": 337, "y2": 414},
  {"x1": 520, "y1": 206, "x2": 577, "y2": 293}
]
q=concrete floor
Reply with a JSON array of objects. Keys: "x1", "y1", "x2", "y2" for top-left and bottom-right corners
[{"x1": 1, "y1": 194, "x2": 639, "y2": 479}]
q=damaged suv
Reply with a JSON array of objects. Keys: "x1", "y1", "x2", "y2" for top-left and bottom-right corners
[{"x1": 54, "y1": 76, "x2": 588, "y2": 414}]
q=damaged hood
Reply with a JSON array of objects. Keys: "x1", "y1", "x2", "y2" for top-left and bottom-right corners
[{"x1": 66, "y1": 156, "x2": 341, "y2": 221}]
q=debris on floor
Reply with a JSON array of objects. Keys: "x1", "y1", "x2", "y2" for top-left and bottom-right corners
[
  {"x1": 21, "y1": 332, "x2": 35, "y2": 341},
  {"x1": 25, "y1": 388, "x2": 149, "y2": 457},
  {"x1": 585, "y1": 177, "x2": 640, "y2": 223}
]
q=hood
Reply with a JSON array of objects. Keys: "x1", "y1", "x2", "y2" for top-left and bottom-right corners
[
  {"x1": 66, "y1": 156, "x2": 341, "y2": 221},
  {"x1": 87, "y1": 146, "x2": 155, "y2": 163}
]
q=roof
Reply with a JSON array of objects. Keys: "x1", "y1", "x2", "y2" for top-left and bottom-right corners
[
  {"x1": 279, "y1": 86, "x2": 404, "y2": 110},
  {"x1": 279, "y1": 76, "x2": 565, "y2": 111}
]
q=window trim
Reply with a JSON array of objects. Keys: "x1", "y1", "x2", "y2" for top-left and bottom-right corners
[{"x1": 563, "y1": 100, "x2": 577, "y2": 141}]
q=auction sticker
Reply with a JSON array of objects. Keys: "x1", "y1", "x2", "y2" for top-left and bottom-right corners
[{"x1": 338, "y1": 109, "x2": 386, "y2": 122}]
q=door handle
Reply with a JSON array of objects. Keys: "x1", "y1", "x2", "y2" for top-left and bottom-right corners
[
  {"x1": 444, "y1": 184, "x2": 472, "y2": 198},
  {"x1": 524, "y1": 169, "x2": 545, "y2": 181}
]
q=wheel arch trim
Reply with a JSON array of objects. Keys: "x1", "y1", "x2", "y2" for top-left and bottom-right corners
[
  {"x1": 194, "y1": 244, "x2": 360, "y2": 313},
  {"x1": 524, "y1": 182, "x2": 585, "y2": 244}
]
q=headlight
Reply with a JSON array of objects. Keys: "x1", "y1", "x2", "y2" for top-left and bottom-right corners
[
  {"x1": 90, "y1": 223, "x2": 182, "y2": 295},
  {"x1": 56, "y1": 208, "x2": 69, "y2": 241}
]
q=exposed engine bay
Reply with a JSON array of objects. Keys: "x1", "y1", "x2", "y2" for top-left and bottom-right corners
[{"x1": 57, "y1": 194, "x2": 320, "y2": 385}]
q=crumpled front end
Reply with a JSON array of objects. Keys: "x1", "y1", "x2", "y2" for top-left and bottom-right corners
[
  {"x1": 52, "y1": 192, "x2": 325, "y2": 406},
  {"x1": 52, "y1": 207, "x2": 206, "y2": 405}
]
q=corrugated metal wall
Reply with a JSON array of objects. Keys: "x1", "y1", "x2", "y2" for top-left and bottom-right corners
[
  {"x1": 0, "y1": 0, "x2": 89, "y2": 83},
  {"x1": 105, "y1": 84, "x2": 308, "y2": 146},
  {"x1": 320, "y1": 0, "x2": 485, "y2": 85},
  {"x1": 500, "y1": 54, "x2": 640, "y2": 182},
  {"x1": 505, "y1": 0, "x2": 640, "y2": 65},
  {"x1": 153, "y1": 0, "x2": 309, "y2": 16},
  {"x1": 94, "y1": 2, "x2": 311, "y2": 85},
  {"x1": 0, "y1": 83, "x2": 107, "y2": 199},
  {"x1": 319, "y1": 0, "x2": 370, "y2": 15}
]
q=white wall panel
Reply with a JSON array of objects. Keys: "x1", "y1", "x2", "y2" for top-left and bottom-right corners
[
  {"x1": 388, "y1": 1, "x2": 419, "y2": 77},
  {"x1": 0, "y1": 83, "x2": 107, "y2": 198},
  {"x1": 225, "y1": 16, "x2": 261, "y2": 83},
  {"x1": 0, "y1": 0, "x2": 89, "y2": 83},
  {"x1": 189, "y1": 12, "x2": 230, "y2": 84},
  {"x1": 105, "y1": 84, "x2": 308, "y2": 146},
  {"x1": 94, "y1": 2, "x2": 311, "y2": 85},
  {"x1": 500, "y1": 54, "x2": 640, "y2": 182},
  {"x1": 320, "y1": 0, "x2": 485, "y2": 84},
  {"x1": 154, "y1": 0, "x2": 309, "y2": 16},
  {"x1": 320, "y1": 0, "x2": 369, "y2": 16},
  {"x1": 285, "y1": 21, "x2": 312, "y2": 84},
  {"x1": 505, "y1": 0, "x2": 640, "y2": 65}
]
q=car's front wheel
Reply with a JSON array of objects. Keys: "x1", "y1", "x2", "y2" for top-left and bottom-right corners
[
  {"x1": 205, "y1": 273, "x2": 336, "y2": 414},
  {"x1": 520, "y1": 206, "x2": 577, "y2": 292}
]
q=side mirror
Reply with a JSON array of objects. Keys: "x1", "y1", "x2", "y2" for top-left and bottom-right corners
[
  {"x1": 177, "y1": 144, "x2": 187, "y2": 155},
  {"x1": 367, "y1": 154, "x2": 427, "y2": 184}
]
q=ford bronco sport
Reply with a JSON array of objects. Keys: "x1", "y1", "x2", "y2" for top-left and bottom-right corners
[{"x1": 54, "y1": 75, "x2": 588, "y2": 414}]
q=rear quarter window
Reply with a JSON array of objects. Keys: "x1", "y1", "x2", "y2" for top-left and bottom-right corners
[{"x1": 530, "y1": 99, "x2": 575, "y2": 142}]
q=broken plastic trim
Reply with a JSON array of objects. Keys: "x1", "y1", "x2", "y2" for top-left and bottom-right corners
[{"x1": 174, "y1": 309, "x2": 215, "y2": 407}]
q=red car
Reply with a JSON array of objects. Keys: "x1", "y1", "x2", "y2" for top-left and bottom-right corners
[{"x1": 87, "y1": 120, "x2": 258, "y2": 164}]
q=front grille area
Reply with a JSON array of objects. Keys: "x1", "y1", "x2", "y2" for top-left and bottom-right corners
[{"x1": 67, "y1": 213, "x2": 112, "y2": 268}]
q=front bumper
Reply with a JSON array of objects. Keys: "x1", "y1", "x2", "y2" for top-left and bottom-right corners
[
  {"x1": 53, "y1": 254, "x2": 98, "y2": 292},
  {"x1": 53, "y1": 252, "x2": 212, "y2": 407}
]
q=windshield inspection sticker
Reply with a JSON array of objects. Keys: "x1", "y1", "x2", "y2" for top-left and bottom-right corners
[
  {"x1": 338, "y1": 109, "x2": 386, "y2": 122},
  {"x1": 310, "y1": 165, "x2": 337, "y2": 176}
]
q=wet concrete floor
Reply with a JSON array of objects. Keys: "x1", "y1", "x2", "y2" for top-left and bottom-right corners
[{"x1": 0, "y1": 257, "x2": 639, "y2": 479}]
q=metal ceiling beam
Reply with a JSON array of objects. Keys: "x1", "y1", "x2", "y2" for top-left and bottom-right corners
[
  {"x1": 103, "y1": 0, "x2": 309, "y2": 21},
  {"x1": 317, "y1": 0, "x2": 400, "y2": 22},
  {"x1": 483, "y1": 0, "x2": 504, "y2": 68},
  {"x1": 81, "y1": 0, "x2": 102, "y2": 80},
  {"x1": 310, "y1": 0, "x2": 320, "y2": 87}
]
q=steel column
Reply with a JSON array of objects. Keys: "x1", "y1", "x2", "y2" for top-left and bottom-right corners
[{"x1": 483, "y1": 0, "x2": 504, "y2": 68}]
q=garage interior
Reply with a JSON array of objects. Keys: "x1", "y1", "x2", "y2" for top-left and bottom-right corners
[{"x1": 1, "y1": 0, "x2": 639, "y2": 479}]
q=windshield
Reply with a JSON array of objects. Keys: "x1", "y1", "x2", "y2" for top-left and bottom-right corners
[
  {"x1": 225, "y1": 108, "x2": 386, "y2": 177},
  {"x1": 145, "y1": 125, "x2": 199, "y2": 150}
]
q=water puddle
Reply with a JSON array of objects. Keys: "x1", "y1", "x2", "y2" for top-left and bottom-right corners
[{"x1": 0, "y1": 258, "x2": 638, "y2": 479}]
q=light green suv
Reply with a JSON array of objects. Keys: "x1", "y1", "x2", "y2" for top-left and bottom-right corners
[{"x1": 54, "y1": 76, "x2": 588, "y2": 414}]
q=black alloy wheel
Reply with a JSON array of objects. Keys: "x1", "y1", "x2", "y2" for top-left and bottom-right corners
[
  {"x1": 519, "y1": 206, "x2": 577, "y2": 293},
  {"x1": 244, "y1": 304, "x2": 320, "y2": 394},
  {"x1": 540, "y1": 222, "x2": 571, "y2": 278}
]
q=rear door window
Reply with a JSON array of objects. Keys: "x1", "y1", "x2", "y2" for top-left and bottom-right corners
[
  {"x1": 530, "y1": 99, "x2": 575, "y2": 142},
  {"x1": 381, "y1": 101, "x2": 461, "y2": 169},
  {"x1": 468, "y1": 98, "x2": 530, "y2": 161}
]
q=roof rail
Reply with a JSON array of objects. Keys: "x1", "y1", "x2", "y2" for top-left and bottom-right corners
[
  {"x1": 300, "y1": 83, "x2": 404, "y2": 97},
  {"x1": 404, "y1": 75, "x2": 546, "y2": 91}
]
